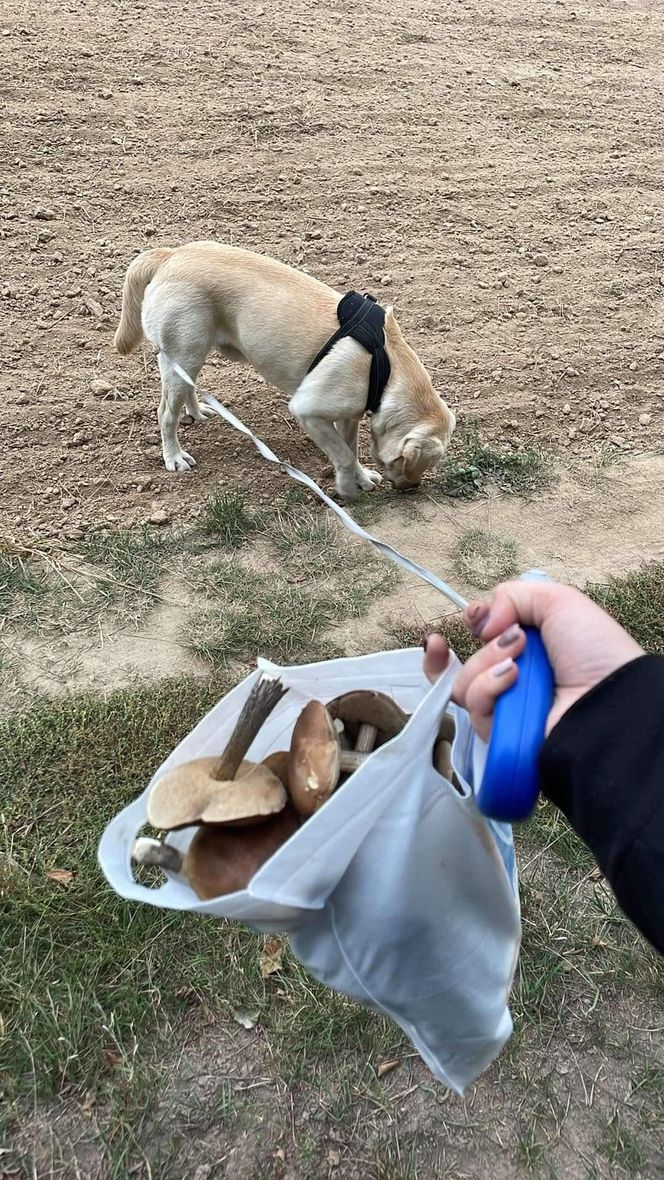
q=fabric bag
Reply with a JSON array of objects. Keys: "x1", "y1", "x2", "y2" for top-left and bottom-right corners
[{"x1": 98, "y1": 647, "x2": 521, "y2": 1093}]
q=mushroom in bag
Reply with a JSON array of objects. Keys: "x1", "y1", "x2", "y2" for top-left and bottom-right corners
[{"x1": 147, "y1": 674, "x2": 289, "y2": 829}]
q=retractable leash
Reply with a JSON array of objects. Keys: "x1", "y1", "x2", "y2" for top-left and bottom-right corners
[{"x1": 166, "y1": 356, "x2": 554, "y2": 821}]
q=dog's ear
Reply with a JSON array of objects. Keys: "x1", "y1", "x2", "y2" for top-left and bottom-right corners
[{"x1": 402, "y1": 435, "x2": 445, "y2": 481}]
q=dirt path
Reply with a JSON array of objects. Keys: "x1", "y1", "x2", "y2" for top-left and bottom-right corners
[{"x1": 2, "y1": 0, "x2": 664, "y2": 542}]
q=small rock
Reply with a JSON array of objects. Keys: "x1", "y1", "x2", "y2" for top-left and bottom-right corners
[
  {"x1": 137, "y1": 479, "x2": 152, "y2": 492},
  {"x1": 552, "y1": 265, "x2": 563, "y2": 274},
  {"x1": 66, "y1": 286, "x2": 82, "y2": 297},
  {"x1": 533, "y1": 253, "x2": 549, "y2": 268},
  {"x1": 99, "y1": 88, "x2": 113, "y2": 99},
  {"x1": 144, "y1": 226, "x2": 156, "y2": 238},
  {"x1": 535, "y1": 408, "x2": 545, "y2": 418},
  {"x1": 306, "y1": 229, "x2": 322, "y2": 240},
  {"x1": 639, "y1": 412, "x2": 652, "y2": 426},
  {"x1": 562, "y1": 403, "x2": 571, "y2": 415},
  {"x1": 84, "y1": 296, "x2": 103, "y2": 318},
  {"x1": 90, "y1": 378, "x2": 113, "y2": 396},
  {"x1": 568, "y1": 427, "x2": 577, "y2": 439},
  {"x1": 148, "y1": 508, "x2": 171, "y2": 526},
  {"x1": 68, "y1": 432, "x2": 91, "y2": 447},
  {"x1": 34, "y1": 207, "x2": 56, "y2": 220},
  {"x1": 628, "y1": 361, "x2": 638, "y2": 372},
  {"x1": 16, "y1": 393, "x2": 29, "y2": 405},
  {"x1": 609, "y1": 434, "x2": 626, "y2": 447},
  {"x1": 36, "y1": 230, "x2": 55, "y2": 244},
  {"x1": 64, "y1": 527, "x2": 85, "y2": 541},
  {"x1": 381, "y1": 274, "x2": 393, "y2": 286}
]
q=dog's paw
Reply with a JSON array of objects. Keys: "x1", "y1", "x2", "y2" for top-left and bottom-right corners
[
  {"x1": 360, "y1": 467, "x2": 383, "y2": 487},
  {"x1": 164, "y1": 450, "x2": 197, "y2": 473}
]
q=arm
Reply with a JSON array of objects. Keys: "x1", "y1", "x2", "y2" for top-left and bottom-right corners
[{"x1": 540, "y1": 655, "x2": 664, "y2": 954}]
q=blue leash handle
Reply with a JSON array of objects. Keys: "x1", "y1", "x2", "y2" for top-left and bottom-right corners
[{"x1": 475, "y1": 572, "x2": 556, "y2": 822}]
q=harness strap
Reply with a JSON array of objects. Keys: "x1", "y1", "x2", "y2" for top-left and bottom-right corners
[{"x1": 307, "y1": 291, "x2": 391, "y2": 414}]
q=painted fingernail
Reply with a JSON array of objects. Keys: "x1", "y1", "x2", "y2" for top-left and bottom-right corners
[
  {"x1": 492, "y1": 657, "x2": 514, "y2": 678},
  {"x1": 497, "y1": 624, "x2": 521, "y2": 648},
  {"x1": 421, "y1": 628, "x2": 434, "y2": 652},
  {"x1": 469, "y1": 608, "x2": 490, "y2": 637}
]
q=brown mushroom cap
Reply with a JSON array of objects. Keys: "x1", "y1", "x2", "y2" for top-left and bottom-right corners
[
  {"x1": 288, "y1": 701, "x2": 341, "y2": 817},
  {"x1": 327, "y1": 692, "x2": 408, "y2": 747},
  {"x1": 262, "y1": 750, "x2": 290, "y2": 788},
  {"x1": 147, "y1": 756, "x2": 287, "y2": 830},
  {"x1": 185, "y1": 806, "x2": 300, "y2": 899}
]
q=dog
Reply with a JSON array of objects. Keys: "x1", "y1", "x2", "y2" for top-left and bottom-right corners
[{"x1": 114, "y1": 241, "x2": 455, "y2": 500}]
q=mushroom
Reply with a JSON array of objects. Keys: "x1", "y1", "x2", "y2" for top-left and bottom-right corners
[
  {"x1": 147, "y1": 674, "x2": 289, "y2": 830},
  {"x1": 288, "y1": 699, "x2": 385, "y2": 817},
  {"x1": 327, "y1": 692, "x2": 409, "y2": 749},
  {"x1": 433, "y1": 713, "x2": 461, "y2": 790},
  {"x1": 132, "y1": 805, "x2": 300, "y2": 900},
  {"x1": 288, "y1": 701, "x2": 340, "y2": 816}
]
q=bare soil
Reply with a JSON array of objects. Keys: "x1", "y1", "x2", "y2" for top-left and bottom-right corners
[{"x1": 2, "y1": 0, "x2": 664, "y2": 543}]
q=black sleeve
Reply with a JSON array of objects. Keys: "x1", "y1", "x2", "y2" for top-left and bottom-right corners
[{"x1": 539, "y1": 654, "x2": 664, "y2": 955}]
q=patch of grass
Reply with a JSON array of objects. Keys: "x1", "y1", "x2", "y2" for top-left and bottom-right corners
[
  {"x1": 79, "y1": 526, "x2": 179, "y2": 595},
  {"x1": 588, "y1": 560, "x2": 664, "y2": 654},
  {"x1": 388, "y1": 614, "x2": 482, "y2": 664},
  {"x1": 436, "y1": 419, "x2": 549, "y2": 499},
  {"x1": 203, "y1": 488, "x2": 261, "y2": 548},
  {"x1": 599, "y1": 1111, "x2": 647, "y2": 1173},
  {"x1": 0, "y1": 553, "x2": 49, "y2": 624},
  {"x1": 191, "y1": 555, "x2": 393, "y2": 669},
  {"x1": 453, "y1": 528, "x2": 518, "y2": 590}
]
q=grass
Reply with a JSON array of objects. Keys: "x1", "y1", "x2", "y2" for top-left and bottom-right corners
[
  {"x1": 436, "y1": 419, "x2": 549, "y2": 500},
  {"x1": 190, "y1": 509, "x2": 397, "y2": 670},
  {"x1": 203, "y1": 488, "x2": 261, "y2": 548},
  {"x1": 588, "y1": 560, "x2": 664, "y2": 654},
  {"x1": 453, "y1": 528, "x2": 518, "y2": 590},
  {"x1": 0, "y1": 553, "x2": 49, "y2": 625}
]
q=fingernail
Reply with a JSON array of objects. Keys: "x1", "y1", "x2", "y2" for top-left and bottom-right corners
[
  {"x1": 497, "y1": 624, "x2": 521, "y2": 648},
  {"x1": 469, "y1": 608, "x2": 490, "y2": 637},
  {"x1": 492, "y1": 657, "x2": 514, "y2": 678},
  {"x1": 421, "y1": 628, "x2": 434, "y2": 652}
]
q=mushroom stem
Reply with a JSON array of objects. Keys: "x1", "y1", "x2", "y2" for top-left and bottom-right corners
[
  {"x1": 132, "y1": 836, "x2": 183, "y2": 873},
  {"x1": 339, "y1": 749, "x2": 371, "y2": 773},
  {"x1": 212, "y1": 674, "x2": 287, "y2": 782},
  {"x1": 354, "y1": 723, "x2": 378, "y2": 754}
]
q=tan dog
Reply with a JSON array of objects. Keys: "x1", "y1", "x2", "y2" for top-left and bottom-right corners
[{"x1": 114, "y1": 241, "x2": 455, "y2": 500}]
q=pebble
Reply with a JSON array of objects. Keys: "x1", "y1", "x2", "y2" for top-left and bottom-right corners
[
  {"x1": 64, "y1": 528, "x2": 85, "y2": 541},
  {"x1": 62, "y1": 496, "x2": 76, "y2": 509},
  {"x1": 16, "y1": 393, "x2": 29, "y2": 405},
  {"x1": 91, "y1": 378, "x2": 113, "y2": 396},
  {"x1": 381, "y1": 275, "x2": 393, "y2": 286},
  {"x1": 533, "y1": 253, "x2": 549, "y2": 268},
  {"x1": 306, "y1": 230, "x2": 322, "y2": 240},
  {"x1": 628, "y1": 361, "x2": 638, "y2": 371},
  {"x1": 562, "y1": 403, "x2": 571, "y2": 415},
  {"x1": 34, "y1": 207, "x2": 56, "y2": 220},
  {"x1": 639, "y1": 412, "x2": 652, "y2": 426},
  {"x1": 68, "y1": 432, "x2": 91, "y2": 447},
  {"x1": 148, "y1": 508, "x2": 171, "y2": 526},
  {"x1": 36, "y1": 230, "x2": 55, "y2": 244}
]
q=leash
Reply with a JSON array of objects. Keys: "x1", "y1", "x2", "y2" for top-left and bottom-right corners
[
  {"x1": 165, "y1": 355, "x2": 467, "y2": 611},
  {"x1": 163, "y1": 354, "x2": 556, "y2": 823}
]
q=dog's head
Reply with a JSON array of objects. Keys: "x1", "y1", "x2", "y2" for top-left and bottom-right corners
[
  {"x1": 376, "y1": 412, "x2": 456, "y2": 490},
  {"x1": 371, "y1": 309, "x2": 456, "y2": 489}
]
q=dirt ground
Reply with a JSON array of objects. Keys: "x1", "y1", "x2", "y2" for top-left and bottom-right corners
[
  {"x1": 3, "y1": 0, "x2": 664, "y2": 1177},
  {"x1": 2, "y1": 0, "x2": 664, "y2": 542}
]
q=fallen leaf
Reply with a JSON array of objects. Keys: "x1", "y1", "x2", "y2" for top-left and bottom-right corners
[
  {"x1": 260, "y1": 936, "x2": 285, "y2": 977},
  {"x1": 327, "y1": 1148, "x2": 341, "y2": 1167},
  {"x1": 47, "y1": 869, "x2": 74, "y2": 886},
  {"x1": 377, "y1": 1059, "x2": 400, "y2": 1078},
  {"x1": 103, "y1": 1047, "x2": 122, "y2": 1069},
  {"x1": 273, "y1": 1147, "x2": 285, "y2": 1162},
  {"x1": 233, "y1": 1008, "x2": 259, "y2": 1030}
]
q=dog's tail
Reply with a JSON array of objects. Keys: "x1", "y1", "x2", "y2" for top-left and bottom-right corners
[{"x1": 114, "y1": 248, "x2": 173, "y2": 354}]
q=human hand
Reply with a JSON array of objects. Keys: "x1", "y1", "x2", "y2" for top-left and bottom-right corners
[{"x1": 424, "y1": 581, "x2": 644, "y2": 743}]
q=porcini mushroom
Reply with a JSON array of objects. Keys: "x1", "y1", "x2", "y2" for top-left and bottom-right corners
[
  {"x1": 288, "y1": 698, "x2": 385, "y2": 817},
  {"x1": 147, "y1": 674, "x2": 289, "y2": 830},
  {"x1": 328, "y1": 692, "x2": 408, "y2": 749},
  {"x1": 132, "y1": 805, "x2": 300, "y2": 900},
  {"x1": 288, "y1": 701, "x2": 340, "y2": 816},
  {"x1": 433, "y1": 713, "x2": 462, "y2": 792}
]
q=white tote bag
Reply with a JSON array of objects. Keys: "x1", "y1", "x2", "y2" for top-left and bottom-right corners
[{"x1": 98, "y1": 647, "x2": 521, "y2": 1093}]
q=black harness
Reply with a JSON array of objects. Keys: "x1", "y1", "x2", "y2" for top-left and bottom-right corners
[{"x1": 307, "y1": 291, "x2": 391, "y2": 414}]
